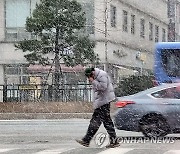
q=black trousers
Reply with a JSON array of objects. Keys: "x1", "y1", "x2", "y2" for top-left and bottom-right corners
[{"x1": 83, "y1": 103, "x2": 117, "y2": 144}]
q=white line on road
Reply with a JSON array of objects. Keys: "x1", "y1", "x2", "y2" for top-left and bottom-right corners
[
  {"x1": 34, "y1": 148, "x2": 75, "y2": 154},
  {"x1": 0, "y1": 119, "x2": 90, "y2": 122},
  {"x1": 0, "y1": 149, "x2": 14, "y2": 153},
  {"x1": 164, "y1": 150, "x2": 180, "y2": 154},
  {"x1": 97, "y1": 148, "x2": 133, "y2": 154}
]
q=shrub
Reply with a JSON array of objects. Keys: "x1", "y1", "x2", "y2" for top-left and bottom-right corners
[{"x1": 115, "y1": 75, "x2": 154, "y2": 97}]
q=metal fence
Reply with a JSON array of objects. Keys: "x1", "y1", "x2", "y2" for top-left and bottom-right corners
[{"x1": 1, "y1": 84, "x2": 93, "y2": 102}]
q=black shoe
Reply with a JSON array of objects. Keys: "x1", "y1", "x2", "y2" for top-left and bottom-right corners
[
  {"x1": 105, "y1": 142, "x2": 120, "y2": 148},
  {"x1": 76, "y1": 139, "x2": 89, "y2": 147}
]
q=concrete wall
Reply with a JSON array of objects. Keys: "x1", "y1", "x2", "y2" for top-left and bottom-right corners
[
  {"x1": 175, "y1": 1, "x2": 180, "y2": 40},
  {"x1": 0, "y1": 42, "x2": 26, "y2": 102},
  {"x1": 121, "y1": 0, "x2": 168, "y2": 22},
  {"x1": 0, "y1": 0, "x2": 5, "y2": 41},
  {"x1": 0, "y1": 43, "x2": 26, "y2": 64},
  {"x1": 94, "y1": 41, "x2": 154, "y2": 70},
  {"x1": 0, "y1": 65, "x2": 4, "y2": 102}
]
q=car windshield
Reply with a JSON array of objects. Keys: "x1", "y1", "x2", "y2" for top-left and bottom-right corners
[{"x1": 127, "y1": 84, "x2": 169, "y2": 96}]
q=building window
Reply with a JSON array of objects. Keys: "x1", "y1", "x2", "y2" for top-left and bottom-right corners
[
  {"x1": 5, "y1": 0, "x2": 31, "y2": 28},
  {"x1": 140, "y1": 18, "x2": 145, "y2": 38},
  {"x1": 81, "y1": 2, "x2": 95, "y2": 34},
  {"x1": 110, "y1": 5, "x2": 116, "y2": 27},
  {"x1": 131, "y1": 14, "x2": 135, "y2": 34},
  {"x1": 5, "y1": 0, "x2": 94, "y2": 41},
  {"x1": 155, "y1": 25, "x2": 159, "y2": 42},
  {"x1": 149, "y1": 22, "x2": 153, "y2": 41},
  {"x1": 161, "y1": 49, "x2": 180, "y2": 77},
  {"x1": 123, "y1": 10, "x2": 128, "y2": 32},
  {"x1": 168, "y1": 0, "x2": 175, "y2": 18},
  {"x1": 5, "y1": 0, "x2": 37, "y2": 41},
  {"x1": 162, "y1": 28, "x2": 166, "y2": 42}
]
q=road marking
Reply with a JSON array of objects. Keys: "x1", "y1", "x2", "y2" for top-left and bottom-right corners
[
  {"x1": 0, "y1": 149, "x2": 14, "y2": 153},
  {"x1": 97, "y1": 148, "x2": 133, "y2": 154},
  {"x1": 34, "y1": 148, "x2": 75, "y2": 154},
  {"x1": 164, "y1": 150, "x2": 180, "y2": 154}
]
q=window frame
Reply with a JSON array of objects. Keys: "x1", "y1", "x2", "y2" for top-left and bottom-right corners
[
  {"x1": 140, "y1": 18, "x2": 145, "y2": 38},
  {"x1": 131, "y1": 14, "x2": 135, "y2": 34},
  {"x1": 155, "y1": 25, "x2": 159, "y2": 42},
  {"x1": 149, "y1": 22, "x2": 153, "y2": 41},
  {"x1": 151, "y1": 86, "x2": 180, "y2": 99},
  {"x1": 110, "y1": 5, "x2": 117, "y2": 28},
  {"x1": 162, "y1": 28, "x2": 166, "y2": 42},
  {"x1": 122, "y1": 10, "x2": 128, "y2": 32}
]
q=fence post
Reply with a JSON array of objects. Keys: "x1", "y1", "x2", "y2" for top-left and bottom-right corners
[
  {"x1": 3, "y1": 85, "x2": 7, "y2": 102},
  {"x1": 1, "y1": 84, "x2": 92, "y2": 102}
]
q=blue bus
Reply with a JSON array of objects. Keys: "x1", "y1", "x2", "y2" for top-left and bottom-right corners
[{"x1": 154, "y1": 42, "x2": 180, "y2": 85}]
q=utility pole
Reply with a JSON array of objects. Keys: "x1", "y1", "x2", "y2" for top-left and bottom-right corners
[
  {"x1": 168, "y1": 0, "x2": 176, "y2": 41},
  {"x1": 54, "y1": 27, "x2": 61, "y2": 101},
  {"x1": 104, "y1": 0, "x2": 109, "y2": 73},
  {"x1": 53, "y1": 2, "x2": 62, "y2": 101}
]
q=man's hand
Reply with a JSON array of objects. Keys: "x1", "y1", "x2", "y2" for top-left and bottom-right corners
[{"x1": 88, "y1": 77, "x2": 94, "y2": 82}]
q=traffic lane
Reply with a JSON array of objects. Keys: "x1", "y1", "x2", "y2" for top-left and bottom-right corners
[
  {"x1": 0, "y1": 119, "x2": 142, "y2": 136},
  {"x1": 0, "y1": 119, "x2": 142, "y2": 144},
  {"x1": 0, "y1": 119, "x2": 180, "y2": 154},
  {"x1": 0, "y1": 120, "x2": 180, "y2": 148}
]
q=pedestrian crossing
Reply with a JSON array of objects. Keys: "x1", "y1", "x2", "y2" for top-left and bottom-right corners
[
  {"x1": 0, "y1": 147, "x2": 180, "y2": 154},
  {"x1": 164, "y1": 150, "x2": 180, "y2": 154},
  {"x1": 34, "y1": 148, "x2": 76, "y2": 154},
  {"x1": 98, "y1": 148, "x2": 133, "y2": 154},
  {"x1": 0, "y1": 149, "x2": 15, "y2": 153}
]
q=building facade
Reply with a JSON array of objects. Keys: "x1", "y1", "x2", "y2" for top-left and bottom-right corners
[
  {"x1": 168, "y1": 0, "x2": 180, "y2": 41},
  {"x1": 0, "y1": 0, "x2": 169, "y2": 89},
  {"x1": 94, "y1": 0, "x2": 169, "y2": 81}
]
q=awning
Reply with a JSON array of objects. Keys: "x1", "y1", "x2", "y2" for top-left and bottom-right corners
[
  {"x1": 27, "y1": 64, "x2": 85, "y2": 73},
  {"x1": 113, "y1": 65, "x2": 138, "y2": 73}
]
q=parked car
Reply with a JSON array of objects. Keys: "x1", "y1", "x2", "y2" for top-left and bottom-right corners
[{"x1": 113, "y1": 83, "x2": 180, "y2": 138}]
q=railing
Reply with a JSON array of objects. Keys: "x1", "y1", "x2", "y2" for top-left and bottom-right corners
[{"x1": 1, "y1": 84, "x2": 93, "y2": 102}]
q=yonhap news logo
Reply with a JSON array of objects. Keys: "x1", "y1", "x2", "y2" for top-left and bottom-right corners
[
  {"x1": 94, "y1": 132, "x2": 109, "y2": 147},
  {"x1": 116, "y1": 136, "x2": 175, "y2": 144},
  {"x1": 94, "y1": 132, "x2": 176, "y2": 147}
]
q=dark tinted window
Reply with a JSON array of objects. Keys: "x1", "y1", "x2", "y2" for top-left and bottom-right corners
[
  {"x1": 140, "y1": 18, "x2": 145, "y2": 38},
  {"x1": 123, "y1": 10, "x2": 128, "y2": 32},
  {"x1": 110, "y1": 5, "x2": 116, "y2": 27},
  {"x1": 152, "y1": 86, "x2": 180, "y2": 99},
  {"x1": 161, "y1": 49, "x2": 180, "y2": 77},
  {"x1": 155, "y1": 25, "x2": 159, "y2": 42}
]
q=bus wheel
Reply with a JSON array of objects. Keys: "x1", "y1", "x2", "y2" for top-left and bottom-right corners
[{"x1": 139, "y1": 114, "x2": 170, "y2": 138}]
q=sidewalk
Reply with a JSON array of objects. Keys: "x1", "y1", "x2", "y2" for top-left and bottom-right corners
[{"x1": 0, "y1": 102, "x2": 117, "y2": 119}]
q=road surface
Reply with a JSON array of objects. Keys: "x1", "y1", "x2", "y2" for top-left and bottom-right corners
[{"x1": 0, "y1": 119, "x2": 180, "y2": 154}]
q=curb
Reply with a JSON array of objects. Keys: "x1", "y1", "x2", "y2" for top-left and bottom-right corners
[{"x1": 0, "y1": 113, "x2": 93, "y2": 120}]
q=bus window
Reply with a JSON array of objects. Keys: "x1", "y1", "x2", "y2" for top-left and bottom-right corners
[
  {"x1": 161, "y1": 49, "x2": 180, "y2": 77},
  {"x1": 162, "y1": 49, "x2": 180, "y2": 77},
  {"x1": 154, "y1": 42, "x2": 180, "y2": 85}
]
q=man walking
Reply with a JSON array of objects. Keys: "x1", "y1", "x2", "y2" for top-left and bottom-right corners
[{"x1": 76, "y1": 67, "x2": 119, "y2": 148}]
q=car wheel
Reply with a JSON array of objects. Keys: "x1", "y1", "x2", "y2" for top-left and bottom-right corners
[{"x1": 139, "y1": 114, "x2": 170, "y2": 138}]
